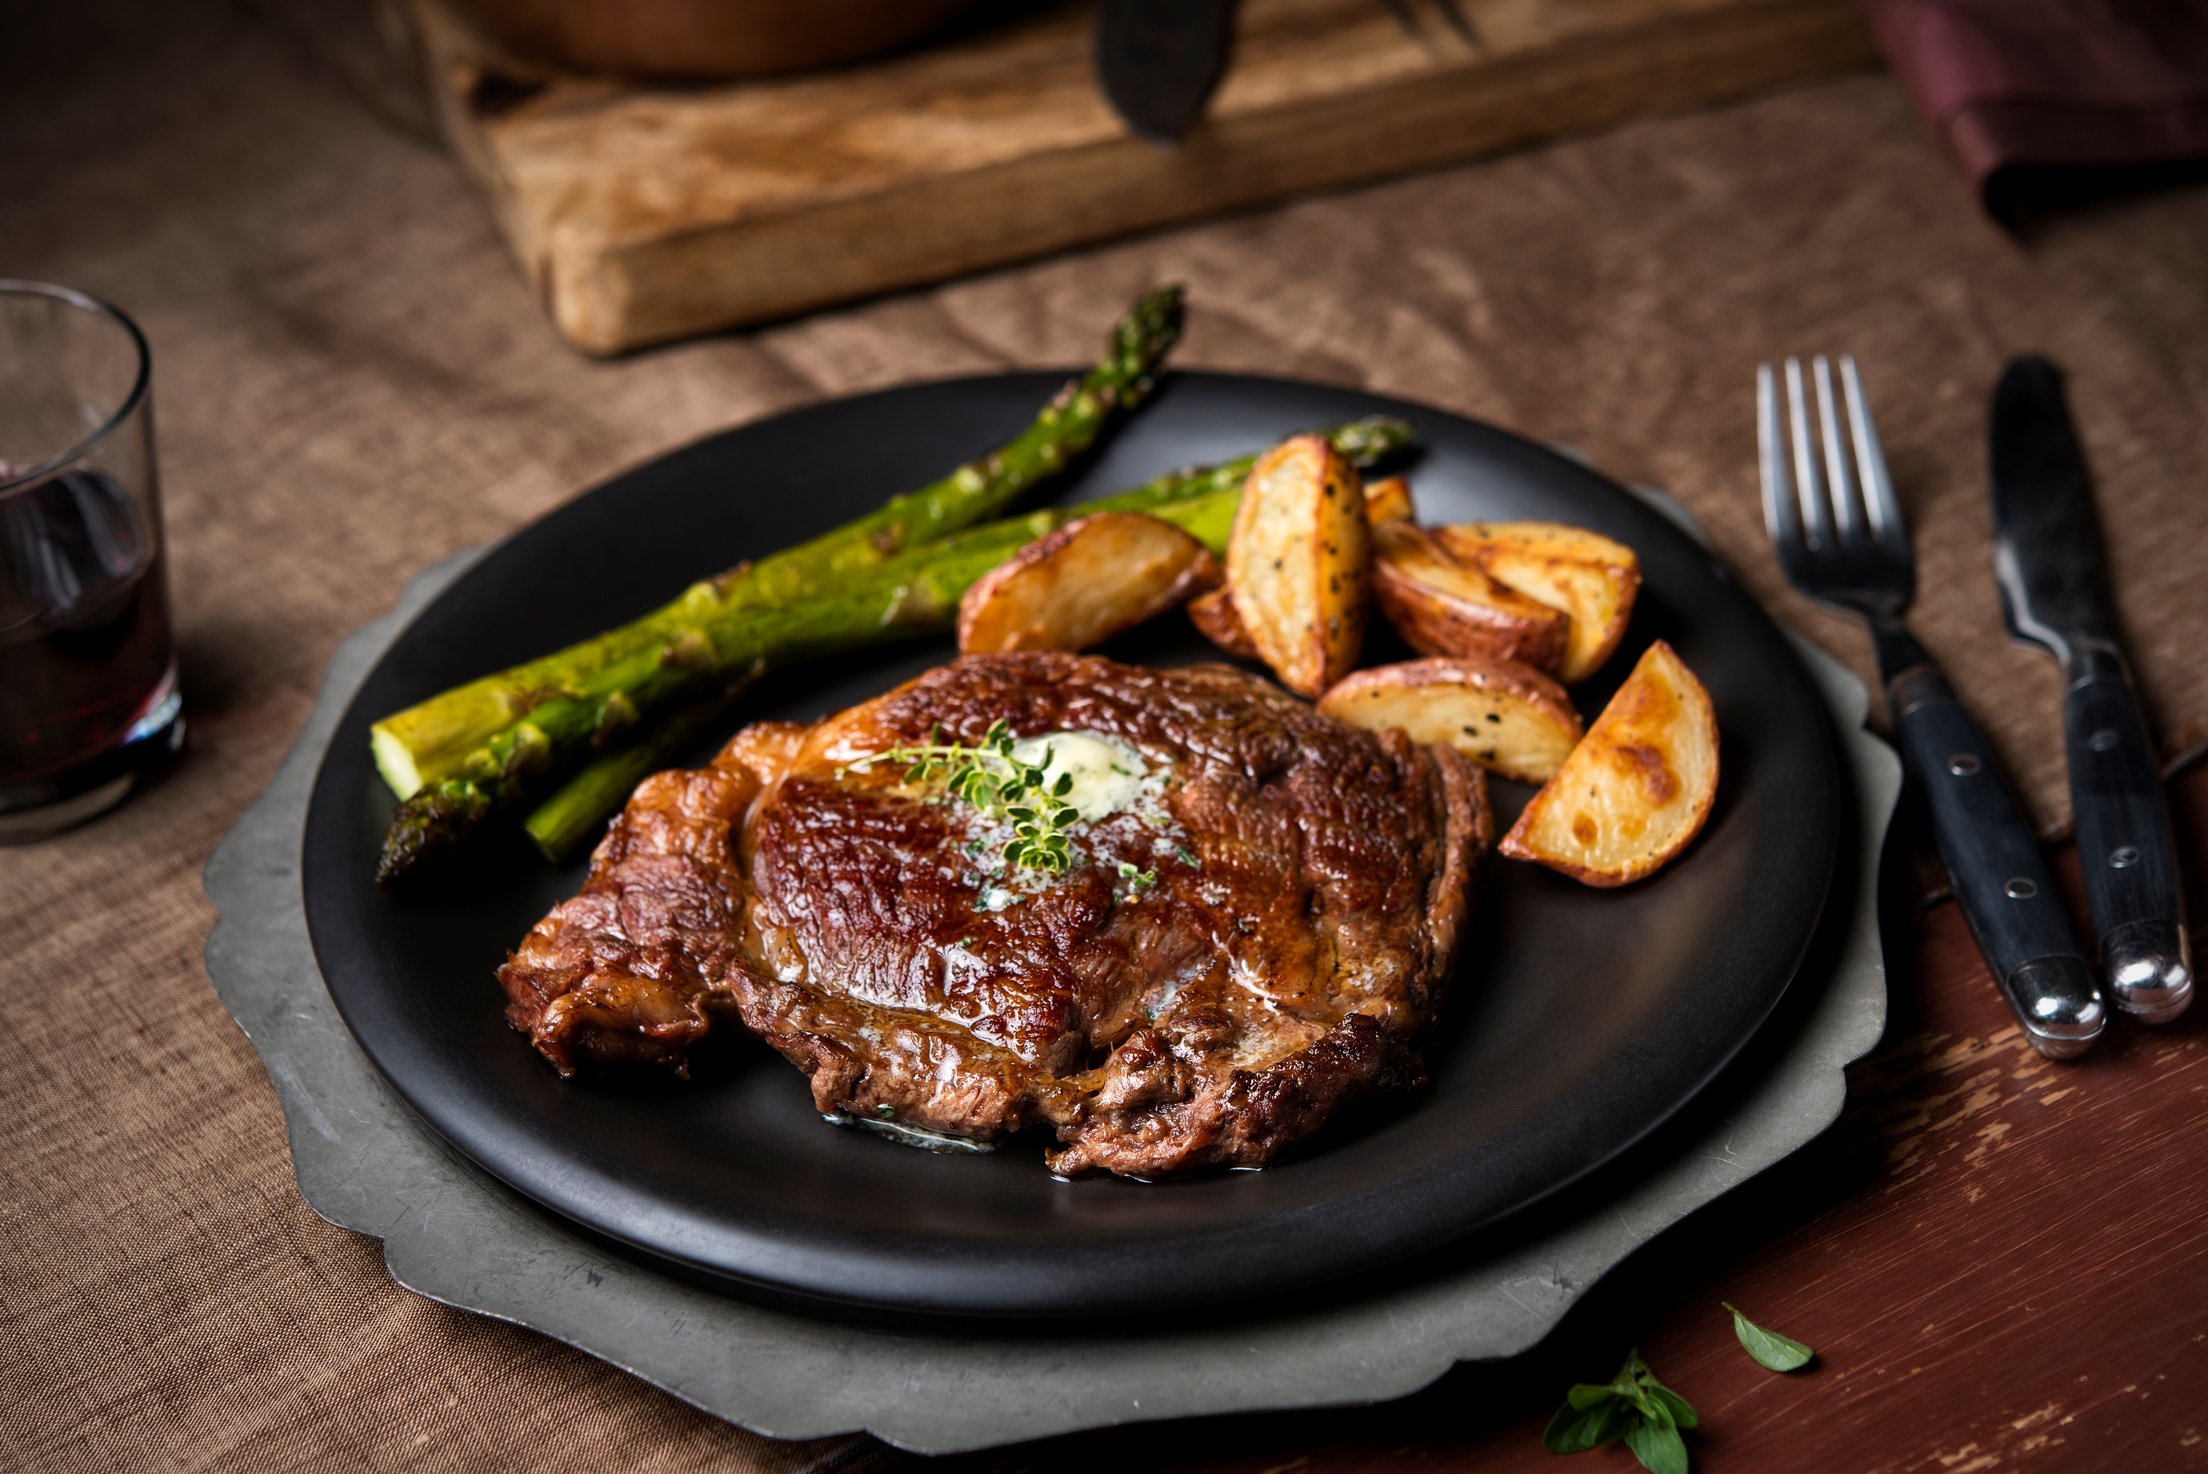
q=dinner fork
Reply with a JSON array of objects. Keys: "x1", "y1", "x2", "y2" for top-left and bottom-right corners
[{"x1": 1759, "y1": 356, "x2": 2105, "y2": 1058}]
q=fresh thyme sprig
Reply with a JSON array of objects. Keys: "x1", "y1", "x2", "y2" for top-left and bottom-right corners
[{"x1": 859, "y1": 719, "x2": 1081, "y2": 873}]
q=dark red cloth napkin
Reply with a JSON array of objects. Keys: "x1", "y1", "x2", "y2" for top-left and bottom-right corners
[{"x1": 1859, "y1": 0, "x2": 2208, "y2": 211}]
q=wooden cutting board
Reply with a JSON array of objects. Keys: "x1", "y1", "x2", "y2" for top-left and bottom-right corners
[{"x1": 398, "y1": 0, "x2": 1877, "y2": 354}]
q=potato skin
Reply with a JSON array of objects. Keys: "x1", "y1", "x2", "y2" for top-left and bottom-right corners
[
  {"x1": 1318, "y1": 655, "x2": 1583, "y2": 785},
  {"x1": 957, "y1": 512, "x2": 1220, "y2": 656},
  {"x1": 1370, "y1": 522, "x2": 1569, "y2": 672},
  {"x1": 1224, "y1": 435, "x2": 1373, "y2": 698},
  {"x1": 1498, "y1": 639, "x2": 1718, "y2": 886},
  {"x1": 1433, "y1": 521, "x2": 1640, "y2": 685}
]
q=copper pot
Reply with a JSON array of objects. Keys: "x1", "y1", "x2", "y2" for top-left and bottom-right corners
[{"x1": 450, "y1": 0, "x2": 991, "y2": 79}]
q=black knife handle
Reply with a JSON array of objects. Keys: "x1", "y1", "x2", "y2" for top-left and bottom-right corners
[
  {"x1": 1095, "y1": 0, "x2": 1237, "y2": 145},
  {"x1": 1877, "y1": 625, "x2": 2105, "y2": 1056},
  {"x1": 2064, "y1": 646, "x2": 2194, "y2": 1021}
]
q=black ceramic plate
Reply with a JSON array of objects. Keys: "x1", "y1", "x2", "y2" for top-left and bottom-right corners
[{"x1": 303, "y1": 372, "x2": 1839, "y2": 1318}]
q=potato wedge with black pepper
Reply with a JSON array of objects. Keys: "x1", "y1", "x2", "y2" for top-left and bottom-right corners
[
  {"x1": 1318, "y1": 656, "x2": 1584, "y2": 785},
  {"x1": 1371, "y1": 521, "x2": 1570, "y2": 673},
  {"x1": 1434, "y1": 521, "x2": 1640, "y2": 684},
  {"x1": 1195, "y1": 476, "x2": 1409, "y2": 663},
  {"x1": 958, "y1": 511, "x2": 1220, "y2": 656},
  {"x1": 1225, "y1": 434, "x2": 1372, "y2": 697},
  {"x1": 1499, "y1": 640, "x2": 1717, "y2": 887}
]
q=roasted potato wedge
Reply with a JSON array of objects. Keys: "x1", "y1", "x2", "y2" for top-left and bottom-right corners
[
  {"x1": 1371, "y1": 521, "x2": 1570, "y2": 672},
  {"x1": 1318, "y1": 656, "x2": 1584, "y2": 785},
  {"x1": 958, "y1": 511, "x2": 1220, "y2": 655},
  {"x1": 1224, "y1": 434, "x2": 1372, "y2": 697},
  {"x1": 1433, "y1": 521, "x2": 1640, "y2": 684},
  {"x1": 1499, "y1": 640, "x2": 1717, "y2": 887},
  {"x1": 1186, "y1": 586, "x2": 1262, "y2": 661},
  {"x1": 1191, "y1": 477, "x2": 1405, "y2": 665},
  {"x1": 1363, "y1": 474, "x2": 1415, "y2": 526}
]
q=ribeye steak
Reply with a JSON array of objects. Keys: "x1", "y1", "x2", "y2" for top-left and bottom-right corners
[{"x1": 499, "y1": 652, "x2": 1489, "y2": 1178}]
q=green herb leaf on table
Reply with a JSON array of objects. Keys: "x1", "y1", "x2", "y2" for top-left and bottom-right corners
[
  {"x1": 1543, "y1": 1352, "x2": 1698, "y2": 1471},
  {"x1": 1622, "y1": 1411, "x2": 1690, "y2": 1474},
  {"x1": 1542, "y1": 1393, "x2": 1632, "y2": 1454},
  {"x1": 1723, "y1": 1302, "x2": 1816, "y2": 1372},
  {"x1": 1620, "y1": 1353, "x2": 1698, "y2": 1431},
  {"x1": 1637, "y1": 1381, "x2": 1699, "y2": 1431}
]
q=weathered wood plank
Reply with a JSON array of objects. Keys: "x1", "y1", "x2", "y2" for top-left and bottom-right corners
[{"x1": 399, "y1": 0, "x2": 1878, "y2": 353}]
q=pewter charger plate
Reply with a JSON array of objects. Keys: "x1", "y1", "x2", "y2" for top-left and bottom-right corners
[
  {"x1": 207, "y1": 471, "x2": 1894, "y2": 1453},
  {"x1": 293, "y1": 373, "x2": 1842, "y2": 1319}
]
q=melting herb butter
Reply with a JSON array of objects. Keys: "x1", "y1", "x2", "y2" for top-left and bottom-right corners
[{"x1": 1008, "y1": 731, "x2": 1150, "y2": 823}]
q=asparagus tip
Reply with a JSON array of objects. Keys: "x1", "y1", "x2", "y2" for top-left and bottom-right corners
[{"x1": 376, "y1": 781, "x2": 494, "y2": 888}]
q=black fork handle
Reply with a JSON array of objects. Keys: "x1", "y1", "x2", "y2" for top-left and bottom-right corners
[{"x1": 1874, "y1": 624, "x2": 2105, "y2": 1057}]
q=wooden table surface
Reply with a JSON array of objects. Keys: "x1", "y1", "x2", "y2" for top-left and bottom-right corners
[{"x1": 936, "y1": 757, "x2": 2208, "y2": 1474}]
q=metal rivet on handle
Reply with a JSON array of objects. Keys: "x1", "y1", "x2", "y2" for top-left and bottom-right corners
[
  {"x1": 2005, "y1": 878, "x2": 2038, "y2": 899},
  {"x1": 1947, "y1": 754, "x2": 1980, "y2": 776},
  {"x1": 2089, "y1": 728, "x2": 2119, "y2": 752},
  {"x1": 2110, "y1": 846, "x2": 2140, "y2": 869}
]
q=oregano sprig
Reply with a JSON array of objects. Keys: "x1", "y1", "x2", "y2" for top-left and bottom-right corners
[
  {"x1": 854, "y1": 719, "x2": 1082, "y2": 873},
  {"x1": 1543, "y1": 1351, "x2": 1697, "y2": 1474}
]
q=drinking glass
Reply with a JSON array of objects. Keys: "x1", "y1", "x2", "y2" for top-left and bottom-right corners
[{"x1": 0, "y1": 281, "x2": 182, "y2": 838}]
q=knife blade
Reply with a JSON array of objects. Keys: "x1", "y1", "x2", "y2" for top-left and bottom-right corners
[
  {"x1": 1991, "y1": 358, "x2": 2120, "y2": 659},
  {"x1": 1095, "y1": 0, "x2": 1237, "y2": 146},
  {"x1": 1991, "y1": 355, "x2": 2193, "y2": 1022}
]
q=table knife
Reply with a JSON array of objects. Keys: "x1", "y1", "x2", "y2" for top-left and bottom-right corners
[
  {"x1": 1991, "y1": 356, "x2": 2193, "y2": 1022},
  {"x1": 1095, "y1": 0, "x2": 1237, "y2": 145}
]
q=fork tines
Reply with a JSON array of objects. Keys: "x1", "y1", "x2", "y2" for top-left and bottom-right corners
[{"x1": 1757, "y1": 355, "x2": 1908, "y2": 575}]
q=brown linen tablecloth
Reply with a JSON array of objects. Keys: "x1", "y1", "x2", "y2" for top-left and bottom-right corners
[{"x1": 3, "y1": 2, "x2": 2206, "y2": 1470}]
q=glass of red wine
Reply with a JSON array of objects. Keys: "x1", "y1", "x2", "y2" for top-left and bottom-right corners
[{"x1": 0, "y1": 281, "x2": 182, "y2": 839}]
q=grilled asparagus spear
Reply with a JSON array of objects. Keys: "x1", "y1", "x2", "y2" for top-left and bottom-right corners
[
  {"x1": 376, "y1": 508, "x2": 1174, "y2": 883},
  {"x1": 520, "y1": 682, "x2": 748, "y2": 863},
  {"x1": 371, "y1": 286, "x2": 1183, "y2": 801}
]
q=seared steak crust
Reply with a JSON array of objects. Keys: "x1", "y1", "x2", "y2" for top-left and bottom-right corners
[{"x1": 500, "y1": 653, "x2": 1488, "y2": 1178}]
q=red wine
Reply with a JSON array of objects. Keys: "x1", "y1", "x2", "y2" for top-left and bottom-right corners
[{"x1": 0, "y1": 468, "x2": 179, "y2": 810}]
